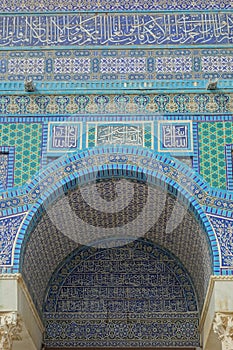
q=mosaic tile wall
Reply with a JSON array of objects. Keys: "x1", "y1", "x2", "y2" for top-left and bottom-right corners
[
  {"x1": 1, "y1": 49, "x2": 233, "y2": 82},
  {"x1": 0, "y1": 143, "x2": 229, "y2": 348},
  {"x1": 43, "y1": 239, "x2": 199, "y2": 348}
]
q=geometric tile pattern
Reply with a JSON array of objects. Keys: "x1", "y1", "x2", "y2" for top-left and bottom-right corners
[
  {"x1": 43, "y1": 239, "x2": 199, "y2": 348},
  {"x1": 0, "y1": 94, "x2": 232, "y2": 115},
  {"x1": 0, "y1": 214, "x2": 25, "y2": 265},
  {"x1": 156, "y1": 56, "x2": 192, "y2": 73},
  {"x1": 21, "y1": 180, "x2": 212, "y2": 316},
  {"x1": 201, "y1": 56, "x2": 233, "y2": 73},
  {"x1": 100, "y1": 58, "x2": 146, "y2": 74},
  {"x1": 198, "y1": 122, "x2": 233, "y2": 189},
  {"x1": 0, "y1": 0, "x2": 231, "y2": 11},
  {"x1": 54, "y1": 58, "x2": 91, "y2": 74},
  {"x1": 2, "y1": 49, "x2": 233, "y2": 82},
  {"x1": 208, "y1": 215, "x2": 233, "y2": 268},
  {"x1": 8, "y1": 58, "x2": 45, "y2": 75},
  {"x1": 0, "y1": 123, "x2": 42, "y2": 187},
  {"x1": 0, "y1": 13, "x2": 232, "y2": 47}
]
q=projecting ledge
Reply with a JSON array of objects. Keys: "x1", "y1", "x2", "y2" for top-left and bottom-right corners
[
  {"x1": 0, "y1": 274, "x2": 44, "y2": 350},
  {"x1": 200, "y1": 276, "x2": 233, "y2": 350}
]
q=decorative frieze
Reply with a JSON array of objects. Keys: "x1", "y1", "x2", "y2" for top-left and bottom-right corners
[
  {"x1": 0, "y1": 93, "x2": 231, "y2": 115},
  {"x1": 0, "y1": 13, "x2": 232, "y2": 48},
  {"x1": 2, "y1": 49, "x2": 233, "y2": 82},
  {"x1": 0, "y1": 0, "x2": 232, "y2": 12}
]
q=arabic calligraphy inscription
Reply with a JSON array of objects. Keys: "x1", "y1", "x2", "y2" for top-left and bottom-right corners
[
  {"x1": 159, "y1": 121, "x2": 193, "y2": 153},
  {"x1": 1, "y1": 13, "x2": 233, "y2": 47},
  {"x1": 48, "y1": 123, "x2": 81, "y2": 154}
]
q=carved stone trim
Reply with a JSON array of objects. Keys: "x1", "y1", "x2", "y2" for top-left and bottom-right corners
[
  {"x1": 200, "y1": 276, "x2": 233, "y2": 331},
  {"x1": 0, "y1": 274, "x2": 44, "y2": 332},
  {"x1": 213, "y1": 313, "x2": 233, "y2": 350},
  {"x1": 0, "y1": 312, "x2": 22, "y2": 350}
]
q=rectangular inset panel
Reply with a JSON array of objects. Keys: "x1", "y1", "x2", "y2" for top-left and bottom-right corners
[
  {"x1": 158, "y1": 121, "x2": 193, "y2": 155},
  {"x1": 47, "y1": 122, "x2": 82, "y2": 155},
  {"x1": 87, "y1": 122, "x2": 153, "y2": 149}
]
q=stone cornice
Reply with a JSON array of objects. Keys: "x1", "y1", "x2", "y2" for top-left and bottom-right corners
[
  {"x1": 200, "y1": 276, "x2": 233, "y2": 331},
  {"x1": 0, "y1": 273, "x2": 44, "y2": 332}
]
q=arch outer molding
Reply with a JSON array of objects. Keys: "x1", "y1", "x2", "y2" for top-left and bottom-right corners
[{"x1": 11, "y1": 145, "x2": 220, "y2": 274}]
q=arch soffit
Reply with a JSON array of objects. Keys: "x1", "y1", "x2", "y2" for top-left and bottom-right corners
[
  {"x1": 15, "y1": 146, "x2": 218, "y2": 272},
  {"x1": 14, "y1": 147, "x2": 219, "y2": 314}
]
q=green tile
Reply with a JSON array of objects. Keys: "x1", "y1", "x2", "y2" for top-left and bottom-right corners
[
  {"x1": 198, "y1": 121, "x2": 233, "y2": 189},
  {"x1": 0, "y1": 123, "x2": 42, "y2": 186}
]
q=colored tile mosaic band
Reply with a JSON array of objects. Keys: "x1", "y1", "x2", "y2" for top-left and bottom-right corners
[
  {"x1": 2, "y1": 49, "x2": 233, "y2": 82},
  {"x1": 198, "y1": 122, "x2": 233, "y2": 190},
  {"x1": 0, "y1": 94, "x2": 232, "y2": 115},
  {"x1": 1, "y1": 13, "x2": 233, "y2": 48},
  {"x1": 0, "y1": 0, "x2": 232, "y2": 12}
]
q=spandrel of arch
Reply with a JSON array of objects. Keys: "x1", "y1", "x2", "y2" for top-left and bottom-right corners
[
  {"x1": 43, "y1": 238, "x2": 199, "y2": 348},
  {"x1": 15, "y1": 147, "x2": 216, "y2": 318}
]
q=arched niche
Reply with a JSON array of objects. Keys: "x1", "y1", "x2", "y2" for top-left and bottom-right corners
[
  {"x1": 43, "y1": 238, "x2": 199, "y2": 348},
  {"x1": 15, "y1": 146, "x2": 216, "y2": 346}
]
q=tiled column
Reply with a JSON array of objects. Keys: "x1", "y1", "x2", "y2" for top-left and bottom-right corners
[
  {"x1": 0, "y1": 312, "x2": 22, "y2": 350},
  {"x1": 213, "y1": 313, "x2": 233, "y2": 350}
]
